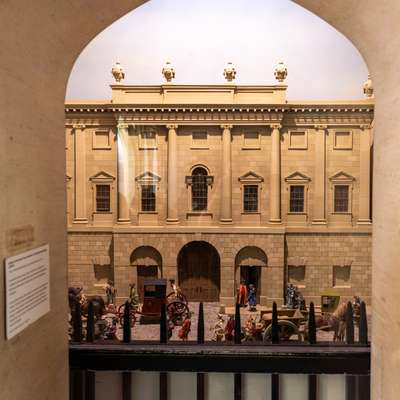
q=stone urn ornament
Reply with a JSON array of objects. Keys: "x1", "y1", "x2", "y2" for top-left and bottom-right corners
[
  {"x1": 363, "y1": 74, "x2": 374, "y2": 98},
  {"x1": 111, "y1": 62, "x2": 125, "y2": 83},
  {"x1": 223, "y1": 62, "x2": 236, "y2": 82},
  {"x1": 274, "y1": 61, "x2": 288, "y2": 83},
  {"x1": 162, "y1": 61, "x2": 175, "y2": 83}
]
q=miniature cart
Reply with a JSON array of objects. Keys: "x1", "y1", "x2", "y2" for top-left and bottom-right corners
[
  {"x1": 260, "y1": 308, "x2": 305, "y2": 342},
  {"x1": 118, "y1": 278, "x2": 190, "y2": 327}
]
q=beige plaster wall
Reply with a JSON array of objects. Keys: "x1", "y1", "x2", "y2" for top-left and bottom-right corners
[{"x1": 1, "y1": 1, "x2": 400, "y2": 399}]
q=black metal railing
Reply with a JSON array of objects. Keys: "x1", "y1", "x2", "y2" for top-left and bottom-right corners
[{"x1": 69, "y1": 300, "x2": 370, "y2": 400}]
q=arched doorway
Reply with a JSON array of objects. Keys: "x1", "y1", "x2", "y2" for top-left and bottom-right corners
[
  {"x1": 177, "y1": 241, "x2": 220, "y2": 302},
  {"x1": 235, "y1": 246, "x2": 267, "y2": 304},
  {"x1": 131, "y1": 246, "x2": 162, "y2": 301}
]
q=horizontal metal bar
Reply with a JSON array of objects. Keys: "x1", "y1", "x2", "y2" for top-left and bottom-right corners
[{"x1": 69, "y1": 342, "x2": 370, "y2": 375}]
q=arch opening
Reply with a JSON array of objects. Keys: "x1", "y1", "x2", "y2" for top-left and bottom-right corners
[{"x1": 177, "y1": 241, "x2": 220, "y2": 302}]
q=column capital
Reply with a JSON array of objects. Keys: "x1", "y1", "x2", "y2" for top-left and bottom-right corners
[
  {"x1": 72, "y1": 124, "x2": 86, "y2": 130},
  {"x1": 269, "y1": 123, "x2": 282, "y2": 130},
  {"x1": 360, "y1": 123, "x2": 372, "y2": 130},
  {"x1": 220, "y1": 124, "x2": 233, "y2": 130},
  {"x1": 166, "y1": 124, "x2": 178, "y2": 130},
  {"x1": 314, "y1": 124, "x2": 328, "y2": 130}
]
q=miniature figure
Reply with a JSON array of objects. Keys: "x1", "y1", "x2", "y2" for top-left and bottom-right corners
[
  {"x1": 286, "y1": 283, "x2": 297, "y2": 309},
  {"x1": 168, "y1": 318, "x2": 175, "y2": 340},
  {"x1": 212, "y1": 314, "x2": 225, "y2": 342},
  {"x1": 101, "y1": 303, "x2": 118, "y2": 340},
  {"x1": 169, "y1": 279, "x2": 185, "y2": 301},
  {"x1": 244, "y1": 315, "x2": 262, "y2": 341},
  {"x1": 178, "y1": 314, "x2": 192, "y2": 341},
  {"x1": 129, "y1": 282, "x2": 140, "y2": 306},
  {"x1": 105, "y1": 280, "x2": 116, "y2": 305},
  {"x1": 237, "y1": 280, "x2": 248, "y2": 307},
  {"x1": 248, "y1": 284, "x2": 257, "y2": 311},
  {"x1": 224, "y1": 315, "x2": 235, "y2": 341}
]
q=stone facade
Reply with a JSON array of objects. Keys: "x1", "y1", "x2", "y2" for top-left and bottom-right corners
[{"x1": 66, "y1": 83, "x2": 373, "y2": 306}]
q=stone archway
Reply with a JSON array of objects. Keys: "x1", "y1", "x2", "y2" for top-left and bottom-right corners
[
  {"x1": 130, "y1": 246, "x2": 162, "y2": 301},
  {"x1": 235, "y1": 246, "x2": 268, "y2": 304},
  {"x1": 177, "y1": 241, "x2": 220, "y2": 302},
  {"x1": 2, "y1": 2, "x2": 400, "y2": 399}
]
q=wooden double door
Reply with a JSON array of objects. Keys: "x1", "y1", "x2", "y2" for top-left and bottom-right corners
[{"x1": 178, "y1": 241, "x2": 220, "y2": 302}]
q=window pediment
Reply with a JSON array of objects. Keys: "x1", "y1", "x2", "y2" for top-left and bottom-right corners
[
  {"x1": 284, "y1": 171, "x2": 311, "y2": 183},
  {"x1": 89, "y1": 171, "x2": 115, "y2": 182},
  {"x1": 329, "y1": 171, "x2": 355, "y2": 183},
  {"x1": 135, "y1": 171, "x2": 161, "y2": 184},
  {"x1": 238, "y1": 171, "x2": 264, "y2": 183}
]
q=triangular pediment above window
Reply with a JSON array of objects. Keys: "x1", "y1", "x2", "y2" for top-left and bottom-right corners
[
  {"x1": 329, "y1": 171, "x2": 355, "y2": 182},
  {"x1": 89, "y1": 171, "x2": 115, "y2": 181},
  {"x1": 284, "y1": 171, "x2": 311, "y2": 182},
  {"x1": 238, "y1": 171, "x2": 264, "y2": 183},
  {"x1": 135, "y1": 171, "x2": 161, "y2": 183}
]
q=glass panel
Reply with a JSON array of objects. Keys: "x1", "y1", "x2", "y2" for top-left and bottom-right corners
[
  {"x1": 334, "y1": 185, "x2": 349, "y2": 212},
  {"x1": 141, "y1": 184, "x2": 156, "y2": 211},
  {"x1": 290, "y1": 185, "x2": 304, "y2": 212},
  {"x1": 280, "y1": 374, "x2": 308, "y2": 400},
  {"x1": 96, "y1": 184, "x2": 110, "y2": 212},
  {"x1": 207, "y1": 373, "x2": 234, "y2": 400},
  {"x1": 244, "y1": 185, "x2": 258, "y2": 212},
  {"x1": 192, "y1": 167, "x2": 208, "y2": 211}
]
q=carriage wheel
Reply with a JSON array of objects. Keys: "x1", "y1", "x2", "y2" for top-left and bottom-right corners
[
  {"x1": 263, "y1": 320, "x2": 302, "y2": 342},
  {"x1": 118, "y1": 304, "x2": 137, "y2": 328},
  {"x1": 166, "y1": 301, "x2": 189, "y2": 326}
]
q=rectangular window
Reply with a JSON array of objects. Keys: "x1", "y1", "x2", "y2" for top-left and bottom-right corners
[
  {"x1": 243, "y1": 185, "x2": 258, "y2": 212},
  {"x1": 139, "y1": 130, "x2": 157, "y2": 149},
  {"x1": 191, "y1": 132, "x2": 208, "y2": 148},
  {"x1": 243, "y1": 132, "x2": 260, "y2": 149},
  {"x1": 141, "y1": 185, "x2": 156, "y2": 212},
  {"x1": 333, "y1": 265, "x2": 351, "y2": 287},
  {"x1": 290, "y1": 185, "x2": 305, "y2": 213},
  {"x1": 96, "y1": 185, "x2": 110, "y2": 212},
  {"x1": 288, "y1": 265, "x2": 306, "y2": 285},
  {"x1": 334, "y1": 185, "x2": 349, "y2": 212}
]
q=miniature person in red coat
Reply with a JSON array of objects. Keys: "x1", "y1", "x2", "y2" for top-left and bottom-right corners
[
  {"x1": 178, "y1": 315, "x2": 191, "y2": 341},
  {"x1": 237, "y1": 280, "x2": 248, "y2": 307},
  {"x1": 224, "y1": 315, "x2": 235, "y2": 341}
]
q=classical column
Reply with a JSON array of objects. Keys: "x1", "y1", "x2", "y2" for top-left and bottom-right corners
[
  {"x1": 358, "y1": 124, "x2": 372, "y2": 224},
  {"x1": 73, "y1": 124, "x2": 87, "y2": 223},
  {"x1": 269, "y1": 123, "x2": 282, "y2": 223},
  {"x1": 220, "y1": 124, "x2": 233, "y2": 223},
  {"x1": 312, "y1": 125, "x2": 327, "y2": 224},
  {"x1": 117, "y1": 122, "x2": 131, "y2": 223},
  {"x1": 166, "y1": 124, "x2": 179, "y2": 223}
]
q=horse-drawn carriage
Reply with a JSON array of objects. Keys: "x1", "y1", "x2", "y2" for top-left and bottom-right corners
[{"x1": 117, "y1": 278, "x2": 190, "y2": 328}]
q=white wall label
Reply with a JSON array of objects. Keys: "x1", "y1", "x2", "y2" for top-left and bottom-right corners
[{"x1": 5, "y1": 244, "x2": 50, "y2": 339}]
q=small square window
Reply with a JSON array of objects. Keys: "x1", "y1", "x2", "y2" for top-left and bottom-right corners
[
  {"x1": 191, "y1": 132, "x2": 208, "y2": 149},
  {"x1": 289, "y1": 131, "x2": 307, "y2": 149},
  {"x1": 288, "y1": 265, "x2": 306, "y2": 285},
  {"x1": 139, "y1": 130, "x2": 157, "y2": 149},
  {"x1": 334, "y1": 185, "x2": 349, "y2": 212},
  {"x1": 243, "y1": 132, "x2": 260, "y2": 149},
  {"x1": 243, "y1": 185, "x2": 258, "y2": 212},
  {"x1": 290, "y1": 186, "x2": 304, "y2": 213},
  {"x1": 333, "y1": 265, "x2": 351, "y2": 287},
  {"x1": 141, "y1": 185, "x2": 156, "y2": 212},
  {"x1": 96, "y1": 185, "x2": 110, "y2": 212},
  {"x1": 93, "y1": 130, "x2": 111, "y2": 149},
  {"x1": 334, "y1": 131, "x2": 352, "y2": 149}
]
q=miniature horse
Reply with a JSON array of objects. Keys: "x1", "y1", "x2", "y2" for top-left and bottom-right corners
[{"x1": 315, "y1": 302, "x2": 347, "y2": 342}]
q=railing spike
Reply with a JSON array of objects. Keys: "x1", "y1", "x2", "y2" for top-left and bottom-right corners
[
  {"x1": 308, "y1": 302, "x2": 317, "y2": 345},
  {"x1": 359, "y1": 301, "x2": 368, "y2": 345},
  {"x1": 271, "y1": 302, "x2": 279, "y2": 344},
  {"x1": 72, "y1": 297, "x2": 83, "y2": 342},
  {"x1": 123, "y1": 301, "x2": 131, "y2": 343},
  {"x1": 160, "y1": 302, "x2": 167, "y2": 344},
  {"x1": 234, "y1": 302, "x2": 242, "y2": 344},
  {"x1": 346, "y1": 301, "x2": 354, "y2": 344},
  {"x1": 197, "y1": 302, "x2": 205, "y2": 344},
  {"x1": 86, "y1": 300, "x2": 94, "y2": 343}
]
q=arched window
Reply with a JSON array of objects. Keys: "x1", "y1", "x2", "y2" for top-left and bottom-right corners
[{"x1": 191, "y1": 167, "x2": 208, "y2": 211}]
